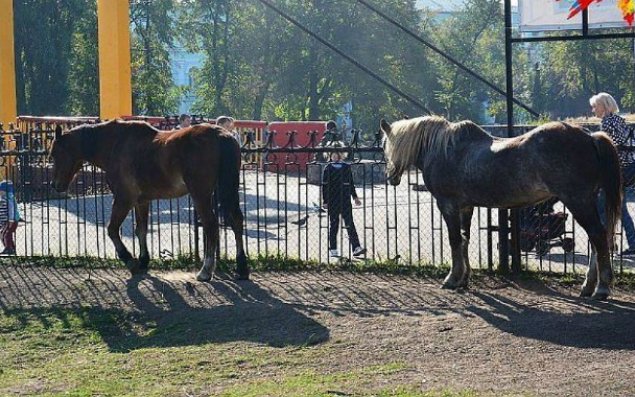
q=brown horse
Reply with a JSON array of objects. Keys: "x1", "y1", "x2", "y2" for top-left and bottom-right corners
[
  {"x1": 381, "y1": 116, "x2": 621, "y2": 300},
  {"x1": 50, "y1": 120, "x2": 248, "y2": 282}
]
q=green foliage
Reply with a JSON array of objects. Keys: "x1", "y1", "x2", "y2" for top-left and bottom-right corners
[
  {"x1": 7, "y1": 254, "x2": 635, "y2": 291},
  {"x1": 0, "y1": 253, "x2": 449, "y2": 278},
  {"x1": 0, "y1": 302, "x2": 479, "y2": 397},
  {"x1": 177, "y1": 0, "x2": 235, "y2": 117},
  {"x1": 13, "y1": 0, "x2": 98, "y2": 116},
  {"x1": 67, "y1": 2, "x2": 99, "y2": 116},
  {"x1": 130, "y1": 0, "x2": 180, "y2": 115},
  {"x1": 430, "y1": 0, "x2": 534, "y2": 123},
  {"x1": 11, "y1": 0, "x2": 635, "y2": 125},
  {"x1": 536, "y1": 34, "x2": 635, "y2": 117}
]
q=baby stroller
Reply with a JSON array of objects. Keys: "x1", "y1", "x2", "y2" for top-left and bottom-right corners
[{"x1": 519, "y1": 197, "x2": 574, "y2": 257}]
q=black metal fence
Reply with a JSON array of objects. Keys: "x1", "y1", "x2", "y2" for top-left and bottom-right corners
[{"x1": 2, "y1": 119, "x2": 634, "y2": 275}]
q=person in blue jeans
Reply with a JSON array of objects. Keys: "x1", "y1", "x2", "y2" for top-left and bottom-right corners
[{"x1": 591, "y1": 92, "x2": 635, "y2": 255}]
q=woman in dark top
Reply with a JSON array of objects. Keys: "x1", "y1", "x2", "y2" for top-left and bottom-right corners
[
  {"x1": 590, "y1": 92, "x2": 635, "y2": 255},
  {"x1": 322, "y1": 141, "x2": 366, "y2": 258}
]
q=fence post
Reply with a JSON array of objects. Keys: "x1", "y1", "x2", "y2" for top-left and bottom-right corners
[{"x1": 0, "y1": 0, "x2": 17, "y2": 127}]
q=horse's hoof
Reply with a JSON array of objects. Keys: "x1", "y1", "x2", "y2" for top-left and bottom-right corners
[
  {"x1": 196, "y1": 271, "x2": 212, "y2": 282},
  {"x1": 456, "y1": 277, "x2": 470, "y2": 289},
  {"x1": 591, "y1": 288, "x2": 610, "y2": 301},
  {"x1": 591, "y1": 293, "x2": 609, "y2": 301},
  {"x1": 456, "y1": 284, "x2": 470, "y2": 293},
  {"x1": 441, "y1": 283, "x2": 457, "y2": 290},
  {"x1": 235, "y1": 271, "x2": 250, "y2": 281},
  {"x1": 579, "y1": 288, "x2": 594, "y2": 298},
  {"x1": 139, "y1": 257, "x2": 150, "y2": 273},
  {"x1": 126, "y1": 259, "x2": 143, "y2": 275}
]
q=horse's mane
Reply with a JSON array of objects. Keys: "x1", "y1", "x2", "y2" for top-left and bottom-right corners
[
  {"x1": 89, "y1": 119, "x2": 158, "y2": 138},
  {"x1": 385, "y1": 116, "x2": 488, "y2": 176},
  {"x1": 101, "y1": 119, "x2": 159, "y2": 134}
]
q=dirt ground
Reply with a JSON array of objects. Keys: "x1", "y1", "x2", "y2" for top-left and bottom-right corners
[{"x1": 1, "y1": 265, "x2": 635, "y2": 396}]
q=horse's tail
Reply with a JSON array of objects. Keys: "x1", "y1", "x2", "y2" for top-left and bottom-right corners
[
  {"x1": 217, "y1": 136, "x2": 242, "y2": 220},
  {"x1": 593, "y1": 132, "x2": 622, "y2": 243}
]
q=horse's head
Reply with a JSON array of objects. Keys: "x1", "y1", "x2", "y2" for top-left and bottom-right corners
[
  {"x1": 379, "y1": 119, "x2": 402, "y2": 186},
  {"x1": 50, "y1": 126, "x2": 84, "y2": 192}
]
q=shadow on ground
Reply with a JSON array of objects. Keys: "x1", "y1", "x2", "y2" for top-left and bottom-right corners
[
  {"x1": 2, "y1": 266, "x2": 635, "y2": 353},
  {"x1": 467, "y1": 280, "x2": 635, "y2": 350},
  {"x1": 0, "y1": 272, "x2": 329, "y2": 352}
]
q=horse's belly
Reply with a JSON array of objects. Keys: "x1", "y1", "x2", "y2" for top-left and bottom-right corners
[
  {"x1": 162, "y1": 184, "x2": 189, "y2": 199},
  {"x1": 466, "y1": 188, "x2": 551, "y2": 209},
  {"x1": 140, "y1": 176, "x2": 189, "y2": 200}
]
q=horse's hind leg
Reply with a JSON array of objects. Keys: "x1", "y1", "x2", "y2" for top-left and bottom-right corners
[
  {"x1": 582, "y1": 244, "x2": 599, "y2": 297},
  {"x1": 458, "y1": 207, "x2": 474, "y2": 288},
  {"x1": 190, "y1": 192, "x2": 219, "y2": 282},
  {"x1": 226, "y1": 202, "x2": 249, "y2": 280},
  {"x1": 438, "y1": 202, "x2": 466, "y2": 289},
  {"x1": 565, "y1": 200, "x2": 613, "y2": 299},
  {"x1": 108, "y1": 199, "x2": 140, "y2": 274},
  {"x1": 134, "y1": 202, "x2": 150, "y2": 272}
]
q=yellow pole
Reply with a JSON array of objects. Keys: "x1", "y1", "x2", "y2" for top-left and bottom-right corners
[
  {"x1": 97, "y1": 0, "x2": 132, "y2": 119},
  {"x1": 0, "y1": 0, "x2": 17, "y2": 127}
]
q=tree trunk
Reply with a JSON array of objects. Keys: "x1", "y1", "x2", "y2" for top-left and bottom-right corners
[
  {"x1": 252, "y1": 80, "x2": 270, "y2": 120},
  {"x1": 307, "y1": 42, "x2": 320, "y2": 121}
]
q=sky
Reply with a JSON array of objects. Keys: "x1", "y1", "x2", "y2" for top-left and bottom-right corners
[{"x1": 415, "y1": 0, "x2": 518, "y2": 12}]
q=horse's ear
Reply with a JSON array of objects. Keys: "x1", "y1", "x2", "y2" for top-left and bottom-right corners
[
  {"x1": 54, "y1": 125, "x2": 62, "y2": 140},
  {"x1": 380, "y1": 119, "x2": 392, "y2": 137}
]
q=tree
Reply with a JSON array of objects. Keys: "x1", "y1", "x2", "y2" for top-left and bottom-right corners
[
  {"x1": 175, "y1": 0, "x2": 438, "y2": 128},
  {"x1": 130, "y1": 0, "x2": 180, "y2": 115},
  {"x1": 176, "y1": 0, "x2": 234, "y2": 117},
  {"x1": 15, "y1": 0, "x2": 631, "y2": 124},
  {"x1": 67, "y1": 1, "x2": 99, "y2": 116},
  {"x1": 536, "y1": 36, "x2": 635, "y2": 118},
  {"x1": 428, "y1": 0, "x2": 506, "y2": 121},
  {"x1": 14, "y1": 0, "x2": 95, "y2": 115}
]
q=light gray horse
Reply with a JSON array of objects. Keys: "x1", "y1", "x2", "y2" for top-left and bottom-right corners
[{"x1": 381, "y1": 116, "x2": 621, "y2": 300}]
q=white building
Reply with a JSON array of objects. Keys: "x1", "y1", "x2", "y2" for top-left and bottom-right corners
[
  {"x1": 415, "y1": 0, "x2": 464, "y2": 20},
  {"x1": 416, "y1": 1, "x2": 519, "y2": 25},
  {"x1": 169, "y1": 46, "x2": 204, "y2": 115}
]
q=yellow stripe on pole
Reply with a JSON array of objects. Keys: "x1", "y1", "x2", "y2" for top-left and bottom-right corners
[
  {"x1": 0, "y1": 0, "x2": 17, "y2": 127},
  {"x1": 97, "y1": 0, "x2": 132, "y2": 120}
]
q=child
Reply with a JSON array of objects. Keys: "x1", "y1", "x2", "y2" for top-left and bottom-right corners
[
  {"x1": 317, "y1": 120, "x2": 339, "y2": 162},
  {"x1": 0, "y1": 180, "x2": 20, "y2": 255},
  {"x1": 322, "y1": 141, "x2": 366, "y2": 258}
]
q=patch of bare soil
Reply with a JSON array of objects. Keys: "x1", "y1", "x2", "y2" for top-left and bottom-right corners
[{"x1": 1, "y1": 265, "x2": 635, "y2": 396}]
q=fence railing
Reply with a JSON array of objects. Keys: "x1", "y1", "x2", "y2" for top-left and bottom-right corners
[{"x1": 2, "y1": 118, "x2": 634, "y2": 275}]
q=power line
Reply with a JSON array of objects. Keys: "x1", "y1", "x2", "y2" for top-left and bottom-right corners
[
  {"x1": 255, "y1": 0, "x2": 432, "y2": 114},
  {"x1": 355, "y1": 0, "x2": 539, "y2": 117}
]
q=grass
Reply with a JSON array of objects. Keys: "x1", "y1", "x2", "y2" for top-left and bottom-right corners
[
  {"x1": 3, "y1": 253, "x2": 635, "y2": 288},
  {"x1": 0, "y1": 255, "x2": 630, "y2": 395},
  {"x1": 0, "y1": 255, "x2": 486, "y2": 396},
  {"x1": 0, "y1": 253, "x2": 454, "y2": 278},
  {"x1": 0, "y1": 304, "x2": 482, "y2": 396},
  {"x1": 0, "y1": 306, "x2": 311, "y2": 395}
]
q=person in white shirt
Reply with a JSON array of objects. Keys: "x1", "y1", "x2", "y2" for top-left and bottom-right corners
[
  {"x1": 216, "y1": 116, "x2": 241, "y2": 145},
  {"x1": 177, "y1": 114, "x2": 191, "y2": 129}
]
